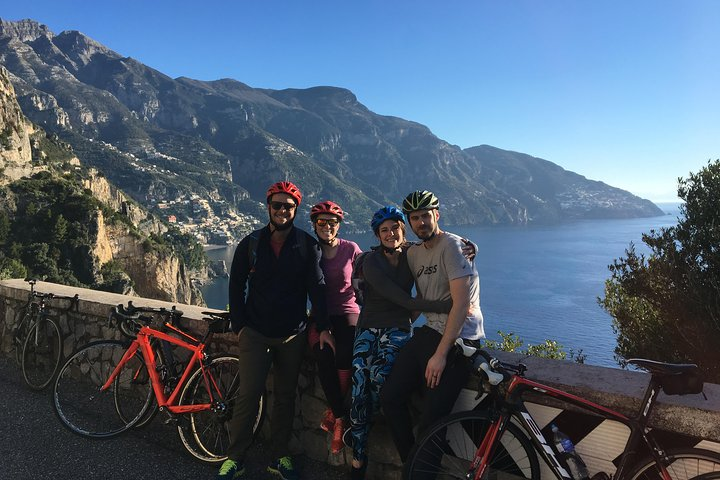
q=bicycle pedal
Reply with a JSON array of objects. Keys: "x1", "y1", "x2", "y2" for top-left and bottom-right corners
[{"x1": 163, "y1": 416, "x2": 178, "y2": 425}]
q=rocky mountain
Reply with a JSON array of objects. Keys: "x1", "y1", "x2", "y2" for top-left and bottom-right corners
[
  {"x1": 0, "y1": 18, "x2": 662, "y2": 235},
  {"x1": 0, "y1": 64, "x2": 33, "y2": 182},
  {"x1": 0, "y1": 62, "x2": 203, "y2": 305}
]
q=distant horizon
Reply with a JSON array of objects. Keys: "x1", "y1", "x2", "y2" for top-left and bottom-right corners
[{"x1": 2, "y1": 2, "x2": 718, "y2": 202}]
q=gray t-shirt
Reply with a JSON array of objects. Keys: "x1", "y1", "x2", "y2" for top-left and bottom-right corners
[{"x1": 406, "y1": 232, "x2": 484, "y2": 340}]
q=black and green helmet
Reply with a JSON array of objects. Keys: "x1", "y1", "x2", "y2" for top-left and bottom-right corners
[{"x1": 402, "y1": 190, "x2": 440, "y2": 214}]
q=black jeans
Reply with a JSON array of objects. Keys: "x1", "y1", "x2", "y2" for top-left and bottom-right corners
[{"x1": 380, "y1": 326, "x2": 471, "y2": 462}]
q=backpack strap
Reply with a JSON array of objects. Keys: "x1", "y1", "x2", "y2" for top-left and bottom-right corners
[
  {"x1": 247, "y1": 231, "x2": 260, "y2": 275},
  {"x1": 296, "y1": 228, "x2": 309, "y2": 263}
]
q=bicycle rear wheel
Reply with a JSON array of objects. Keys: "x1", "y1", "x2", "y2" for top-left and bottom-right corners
[
  {"x1": 404, "y1": 410, "x2": 540, "y2": 480},
  {"x1": 177, "y1": 355, "x2": 265, "y2": 463},
  {"x1": 627, "y1": 448, "x2": 720, "y2": 480},
  {"x1": 53, "y1": 340, "x2": 153, "y2": 438},
  {"x1": 21, "y1": 316, "x2": 62, "y2": 390}
]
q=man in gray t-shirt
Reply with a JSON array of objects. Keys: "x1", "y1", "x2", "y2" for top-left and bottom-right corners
[
  {"x1": 381, "y1": 190, "x2": 485, "y2": 462},
  {"x1": 408, "y1": 231, "x2": 484, "y2": 340}
]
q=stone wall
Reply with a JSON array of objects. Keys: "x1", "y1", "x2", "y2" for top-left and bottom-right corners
[{"x1": 2, "y1": 279, "x2": 720, "y2": 479}]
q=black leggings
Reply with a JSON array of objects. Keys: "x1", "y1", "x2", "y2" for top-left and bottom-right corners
[
  {"x1": 311, "y1": 314, "x2": 357, "y2": 417},
  {"x1": 380, "y1": 326, "x2": 471, "y2": 461}
]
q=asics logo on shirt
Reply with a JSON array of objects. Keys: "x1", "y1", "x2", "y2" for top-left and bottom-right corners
[{"x1": 416, "y1": 264, "x2": 438, "y2": 277}]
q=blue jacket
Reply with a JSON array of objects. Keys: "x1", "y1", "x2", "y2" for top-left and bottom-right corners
[{"x1": 228, "y1": 225, "x2": 328, "y2": 337}]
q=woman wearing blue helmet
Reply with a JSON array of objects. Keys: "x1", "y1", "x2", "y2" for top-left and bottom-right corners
[{"x1": 346, "y1": 206, "x2": 452, "y2": 479}]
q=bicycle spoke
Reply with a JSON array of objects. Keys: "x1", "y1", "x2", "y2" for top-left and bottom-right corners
[
  {"x1": 405, "y1": 412, "x2": 539, "y2": 480},
  {"x1": 630, "y1": 449, "x2": 720, "y2": 480},
  {"x1": 177, "y1": 355, "x2": 264, "y2": 463},
  {"x1": 22, "y1": 317, "x2": 62, "y2": 390}
]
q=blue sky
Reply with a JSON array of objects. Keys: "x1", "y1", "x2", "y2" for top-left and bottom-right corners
[{"x1": 3, "y1": 1, "x2": 719, "y2": 201}]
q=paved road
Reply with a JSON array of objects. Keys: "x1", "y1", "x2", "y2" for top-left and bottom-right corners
[{"x1": 0, "y1": 356, "x2": 346, "y2": 480}]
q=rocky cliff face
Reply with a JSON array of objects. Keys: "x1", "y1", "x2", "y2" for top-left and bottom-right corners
[
  {"x1": 83, "y1": 169, "x2": 164, "y2": 235},
  {"x1": 84, "y1": 172, "x2": 202, "y2": 304},
  {"x1": 0, "y1": 60, "x2": 204, "y2": 304},
  {"x1": 87, "y1": 172, "x2": 202, "y2": 304},
  {"x1": 0, "y1": 65, "x2": 33, "y2": 183},
  {"x1": 98, "y1": 219, "x2": 201, "y2": 304},
  {"x1": 0, "y1": 18, "x2": 51, "y2": 42}
]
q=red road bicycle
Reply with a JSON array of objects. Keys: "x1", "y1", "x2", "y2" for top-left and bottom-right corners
[
  {"x1": 404, "y1": 342, "x2": 720, "y2": 480},
  {"x1": 52, "y1": 302, "x2": 263, "y2": 463}
]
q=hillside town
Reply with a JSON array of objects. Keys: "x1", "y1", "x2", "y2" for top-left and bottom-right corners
[
  {"x1": 88, "y1": 138, "x2": 263, "y2": 245},
  {"x1": 156, "y1": 193, "x2": 262, "y2": 246}
]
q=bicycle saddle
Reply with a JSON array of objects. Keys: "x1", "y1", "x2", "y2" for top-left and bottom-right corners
[{"x1": 627, "y1": 358, "x2": 698, "y2": 376}]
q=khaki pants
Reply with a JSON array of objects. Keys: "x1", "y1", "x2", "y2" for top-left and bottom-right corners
[{"x1": 226, "y1": 326, "x2": 307, "y2": 462}]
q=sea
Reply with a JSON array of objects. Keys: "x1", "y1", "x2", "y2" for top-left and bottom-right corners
[{"x1": 201, "y1": 203, "x2": 682, "y2": 369}]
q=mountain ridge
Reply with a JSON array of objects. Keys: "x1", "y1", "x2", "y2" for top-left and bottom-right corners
[{"x1": 0, "y1": 18, "x2": 662, "y2": 239}]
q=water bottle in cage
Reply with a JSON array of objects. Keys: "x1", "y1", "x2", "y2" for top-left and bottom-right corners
[{"x1": 551, "y1": 424, "x2": 590, "y2": 480}]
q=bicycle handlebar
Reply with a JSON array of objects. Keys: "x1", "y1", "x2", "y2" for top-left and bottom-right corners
[
  {"x1": 454, "y1": 339, "x2": 527, "y2": 386},
  {"x1": 108, "y1": 303, "x2": 230, "y2": 338},
  {"x1": 120, "y1": 301, "x2": 184, "y2": 319},
  {"x1": 108, "y1": 305, "x2": 154, "y2": 338},
  {"x1": 32, "y1": 291, "x2": 80, "y2": 302},
  {"x1": 108, "y1": 302, "x2": 182, "y2": 338}
]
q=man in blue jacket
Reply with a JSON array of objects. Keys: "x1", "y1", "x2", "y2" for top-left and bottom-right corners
[{"x1": 218, "y1": 181, "x2": 329, "y2": 480}]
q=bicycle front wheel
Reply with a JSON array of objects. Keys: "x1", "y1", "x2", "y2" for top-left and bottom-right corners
[
  {"x1": 177, "y1": 355, "x2": 264, "y2": 463},
  {"x1": 53, "y1": 340, "x2": 153, "y2": 438},
  {"x1": 627, "y1": 448, "x2": 720, "y2": 480},
  {"x1": 404, "y1": 410, "x2": 540, "y2": 480},
  {"x1": 12, "y1": 307, "x2": 32, "y2": 365},
  {"x1": 21, "y1": 316, "x2": 62, "y2": 390}
]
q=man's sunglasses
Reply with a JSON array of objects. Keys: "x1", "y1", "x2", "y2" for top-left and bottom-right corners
[
  {"x1": 315, "y1": 218, "x2": 339, "y2": 227},
  {"x1": 270, "y1": 201, "x2": 297, "y2": 211}
]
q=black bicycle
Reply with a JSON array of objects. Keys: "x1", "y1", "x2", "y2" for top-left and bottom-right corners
[
  {"x1": 404, "y1": 341, "x2": 719, "y2": 480},
  {"x1": 12, "y1": 279, "x2": 79, "y2": 390}
]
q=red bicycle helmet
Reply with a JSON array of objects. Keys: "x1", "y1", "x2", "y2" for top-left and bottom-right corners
[
  {"x1": 310, "y1": 201, "x2": 344, "y2": 222},
  {"x1": 266, "y1": 181, "x2": 302, "y2": 205}
]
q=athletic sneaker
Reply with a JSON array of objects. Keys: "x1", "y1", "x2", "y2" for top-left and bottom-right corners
[
  {"x1": 216, "y1": 459, "x2": 245, "y2": 479},
  {"x1": 267, "y1": 456, "x2": 299, "y2": 480}
]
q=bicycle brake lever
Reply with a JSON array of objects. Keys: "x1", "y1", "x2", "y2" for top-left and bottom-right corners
[{"x1": 477, "y1": 361, "x2": 504, "y2": 386}]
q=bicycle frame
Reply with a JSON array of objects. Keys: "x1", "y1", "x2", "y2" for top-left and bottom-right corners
[
  {"x1": 473, "y1": 374, "x2": 673, "y2": 480},
  {"x1": 100, "y1": 323, "x2": 223, "y2": 415},
  {"x1": 14, "y1": 294, "x2": 44, "y2": 344}
]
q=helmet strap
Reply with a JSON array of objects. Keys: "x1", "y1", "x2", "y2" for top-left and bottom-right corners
[
  {"x1": 382, "y1": 245, "x2": 402, "y2": 254},
  {"x1": 318, "y1": 237, "x2": 338, "y2": 247}
]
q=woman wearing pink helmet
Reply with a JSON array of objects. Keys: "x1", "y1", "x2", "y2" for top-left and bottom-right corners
[{"x1": 307, "y1": 200, "x2": 362, "y2": 455}]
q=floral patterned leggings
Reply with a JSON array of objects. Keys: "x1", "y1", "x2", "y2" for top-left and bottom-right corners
[{"x1": 349, "y1": 326, "x2": 410, "y2": 462}]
